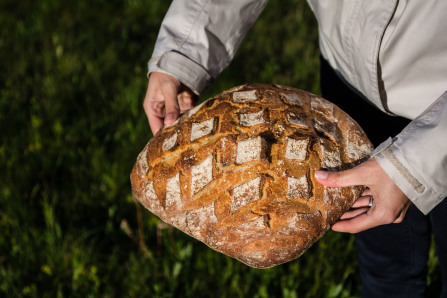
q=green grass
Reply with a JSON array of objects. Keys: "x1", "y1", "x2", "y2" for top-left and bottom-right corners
[{"x1": 0, "y1": 0, "x2": 441, "y2": 297}]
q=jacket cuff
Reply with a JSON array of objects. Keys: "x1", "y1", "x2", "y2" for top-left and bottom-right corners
[
  {"x1": 147, "y1": 51, "x2": 212, "y2": 95},
  {"x1": 374, "y1": 141, "x2": 444, "y2": 215}
]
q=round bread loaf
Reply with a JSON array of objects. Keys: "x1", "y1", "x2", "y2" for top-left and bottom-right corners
[{"x1": 131, "y1": 84, "x2": 373, "y2": 268}]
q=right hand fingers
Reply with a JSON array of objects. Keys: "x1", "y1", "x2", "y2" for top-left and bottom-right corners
[
  {"x1": 177, "y1": 86, "x2": 197, "y2": 114},
  {"x1": 143, "y1": 72, "x2": 181, "y2": 135}
]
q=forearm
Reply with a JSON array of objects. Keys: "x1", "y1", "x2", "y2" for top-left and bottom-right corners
[
  {"x1": 148, "y1": 0, "x2": 268, "y2": 95},
  {"x1": 373, "y1": 90, "x2": 447, "y2": 214}
]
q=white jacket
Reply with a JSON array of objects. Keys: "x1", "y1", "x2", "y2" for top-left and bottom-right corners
[{"x1": 148, "y1": 0, "x2": 447, "y2": 214}]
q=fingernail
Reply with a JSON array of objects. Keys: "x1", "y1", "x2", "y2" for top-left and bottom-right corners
[
  {"x1": 315, "y1": 171, "x2": 328, "y2": 180},
  {"x1": 165, "y1": 113, "x2": 177, "y2": 123}
]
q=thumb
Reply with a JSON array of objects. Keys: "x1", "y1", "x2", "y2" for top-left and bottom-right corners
[{"x1": 314, "y1": 166, "x2": 368, "y2": 188}]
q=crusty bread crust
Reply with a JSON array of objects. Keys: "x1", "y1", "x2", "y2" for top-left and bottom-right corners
[{"x1": 131, "y1": 84, "x2": 373, "y2": 268}]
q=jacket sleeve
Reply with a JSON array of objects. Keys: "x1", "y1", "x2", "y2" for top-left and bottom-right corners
[
  {"x1": 372, "y1": 90, "x2": 447, "y2": 214},
  {"x1": 148, "y1": 0, "x2": 268, "y2": 95}
]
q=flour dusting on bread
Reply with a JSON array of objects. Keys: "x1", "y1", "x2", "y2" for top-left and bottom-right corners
[{"x1": 131, "y1": 84, "x2": 373, "y2": 268}]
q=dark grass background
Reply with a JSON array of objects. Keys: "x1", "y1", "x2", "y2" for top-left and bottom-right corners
[{"x1": 0, "y1": 0, "x2": 442, "y2": 297}]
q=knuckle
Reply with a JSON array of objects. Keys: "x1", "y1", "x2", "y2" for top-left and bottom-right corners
[
  {"x1": 179, "y1": 96, "x2": 194, "y2": 108},
  {"x1": 145, "y1": 101, "x2": 165, "y2": 117}
]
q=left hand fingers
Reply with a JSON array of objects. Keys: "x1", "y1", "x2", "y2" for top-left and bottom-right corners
[
  {"x1": 351, "y1": 195, "x2": 373, "y2": 208},
  {"x1": 339, "y1": 207, "x2": 369, "y2": 220},
  {"x1": 332, "y1": 196, "x2": 411, "y2": 233},
  {"x1": 317, "y1": 158, "x2": 413, "y2": 233},
  {"x1": 362, "y1": 188, "x2": 372, "y2": 197}
]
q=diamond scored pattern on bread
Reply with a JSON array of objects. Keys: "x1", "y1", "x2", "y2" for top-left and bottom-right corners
[{"x1": 131, "y1": 84, "x2": 373, "y2": 268}]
